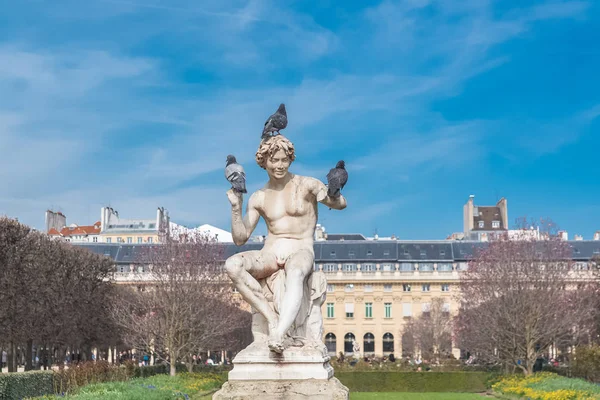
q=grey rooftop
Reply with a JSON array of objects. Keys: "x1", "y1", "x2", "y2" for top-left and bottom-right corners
[{"x1": 75, "y1": 239, "x2": 600, "y2": 264}]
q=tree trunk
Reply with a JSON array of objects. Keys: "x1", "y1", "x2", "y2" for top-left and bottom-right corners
[
  {"x1": 25, "y1": 339, "x2": 33, "y2": 371},
  {"x1": 48, "y1": 345, "x2": 55, "y2": 370},
  {"x1": 7, "y1": 343, "x2": 16, "y2": 372},
  {"x1": 85, "y1": 345, "x2": 93, "y2": 362},
  {"x1": 170, "y1": 361, "x2": 176, "y2": 376},
  {"x1": 43, "y1": 345, "x2": 50, "y2": 370}
]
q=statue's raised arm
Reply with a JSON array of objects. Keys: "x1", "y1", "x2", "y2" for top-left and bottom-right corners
[
  {"x1": 306, "y1": 177, "x2": 347, "y2": 210},
  {"x1": 226, "y1": 189, "x2": 261, "y2": 246}
]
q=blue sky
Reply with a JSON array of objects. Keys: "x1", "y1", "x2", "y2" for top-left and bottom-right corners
[{"x1": 0, "y1": 0, "x2": 599, "y2": 240}]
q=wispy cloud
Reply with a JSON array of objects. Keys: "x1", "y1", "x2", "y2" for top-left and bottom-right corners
[
  {"x1": 0, "y1": 0, "x2": 596, "y2": 236},
  {"x1": 515, "y1": 104, "x2": 600, "y2": 155}
]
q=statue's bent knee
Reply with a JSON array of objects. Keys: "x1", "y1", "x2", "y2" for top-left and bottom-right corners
[
  {"x1": 225, "y1": 256, "x2": 243, "y2": 279},
  {"x1": 286, "y1": 268, "x2": 305, "y2": 281}
]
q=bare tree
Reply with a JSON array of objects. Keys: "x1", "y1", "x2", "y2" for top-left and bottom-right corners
[
  {"x1": 112, "y1": 231, "x2": 249, "y2": 376},
  {"x1": 402, "y1": 298, "x2": 453, "y2": 361},
  {"x1": 0, "y1": 217, "x2": 118, "y2": 372},
  {"x1": 455, "y1": 222, "x2": 599, "y2": 374},
  {"x1": 0, "y1": 217, "x2": 34, "y2": 372}
]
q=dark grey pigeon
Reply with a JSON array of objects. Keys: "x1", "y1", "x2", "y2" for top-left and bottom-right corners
[
  {"x1": 225, "y1": 155, "x2": 247, "y2": 194},
  {"x1": 261, "y1": 103, "x2": 288, "y2": 139},
  {"x1": 326, "y1": 160, "x2": 348, "y2": 198}
]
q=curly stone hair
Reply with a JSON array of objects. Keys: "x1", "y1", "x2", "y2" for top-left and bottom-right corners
[{"x1": 255, "y1": 135, "x2": 296, "y2": 169}]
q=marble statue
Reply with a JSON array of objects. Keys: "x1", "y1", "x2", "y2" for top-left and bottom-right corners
[
  {"x1": 214, "y1": 134, "x2": 350, "y2": 398},
  {"x1": 352, "y1": 339, "x2": 361, "y2": 359},
  {"x1": 225, "y1": 135, "x2": 346, "y2": 354}
]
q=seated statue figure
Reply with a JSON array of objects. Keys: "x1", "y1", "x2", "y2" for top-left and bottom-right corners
[{"x1": 225, "y1": 135, "x2": 346, "y2": 354}]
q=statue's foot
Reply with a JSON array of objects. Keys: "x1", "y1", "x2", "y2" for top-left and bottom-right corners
[
  {"x1": 268, "y1": 339, "x2": 285, "y2": 354},
  {"x1": 267, "y1": 331, "x2": 285, "y2": 354}
]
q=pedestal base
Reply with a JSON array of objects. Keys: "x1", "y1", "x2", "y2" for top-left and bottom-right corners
[
  {"x1": 228, "y1": 343, "x2": 333, "y2": 381},
  {"x1": 212, "y1": 377, "x2": 349, "y2": 399}
]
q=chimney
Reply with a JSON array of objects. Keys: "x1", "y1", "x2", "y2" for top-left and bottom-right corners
[
  {"x1": 374, "y1": 234, "x2": 379, "y2": 241},
  {"x1": 101, "y1": 207, "x2": 120, "y2": 232},
  {"x1": 464, "y1": 195, "x2": 475, "y2": 234},
  {"x1": 101, "y1": 207, "x2": 109, "y2": 232},
  {"x1": 157, "y1": 207, "x2": 162, "y2": 230},
  {"x1": 574, "y1": 234, "x2": 583, "y2": 241},
  {"x1": 594, "y1": 231, "x2": 600, "y2": 241},
  {"x1": 558, "y1": 231, "x2": 568, "y2": 241},
  {"x1": 496, "y1": 197, "x2": 508, "y2": 230},
  {"x1": 45, "y1": 210, "x2": 66, "y2": 233},
  {"x1": 315, "y1": 224, "x2": 326, "y2": 241}
]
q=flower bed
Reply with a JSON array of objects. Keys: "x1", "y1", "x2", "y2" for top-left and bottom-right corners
[
  {"x1": 27, "y1": 372, "x2": 225, "y2": 399},
  {"x1": 493, "y1": 372, "x2": 600, "y2": 400}
]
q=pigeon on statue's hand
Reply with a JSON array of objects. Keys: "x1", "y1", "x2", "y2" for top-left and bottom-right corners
[
  {"x1": 225, "y1": 155, "x2": 247, "y2": 194},
  {"x1": 326, "y1": 160, "x2": 348, "y2": 199},
  {"x1": 261, "y1": 103, "x2": 288, "y2": 139}
]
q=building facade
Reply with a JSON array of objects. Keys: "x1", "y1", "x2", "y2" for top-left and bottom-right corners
[
  {"x1": 46, "y1": 210, "x2": 101, "y2": 243},
  {"x1": 463, "y1": 195, "x2": 508, "y2": 241},
  {"x1": 99, "y1": 207, "x2": 170, "y2": 244},
  {"x1": 76, "y1": 238, "x2": 600, "y2": 359}
]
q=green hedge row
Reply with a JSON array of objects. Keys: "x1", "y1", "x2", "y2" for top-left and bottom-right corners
[
  {"x1": 0, "y1": 371, "x2": 54, "y2": 400},
  {"x1": 134, "y1": 364, "x2": 231, "y2": 377},
  {"x1": 335, "y1": 371, "x2": 491, "y2": 393}
]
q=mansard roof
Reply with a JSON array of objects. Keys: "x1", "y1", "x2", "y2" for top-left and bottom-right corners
[{"x1": 75, "y1": 239, "x2": 600, "y2": 264}]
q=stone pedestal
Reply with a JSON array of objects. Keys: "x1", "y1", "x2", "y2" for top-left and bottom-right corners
[
  {"x1": 213, "y1": 343, "x2": 349, "y2": 399},
  {"x1": 228, "y1": 343, "x2": 333, "y2": 381},
  {"x1": 213, "y1": 377, "x2": 349, "y2": 399}
]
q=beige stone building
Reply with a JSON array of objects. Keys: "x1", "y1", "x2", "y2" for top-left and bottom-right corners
[
  {"x1": 313, "y1": 240, "x2": 466, "y2": 359},
  {"x1": 99, "y1": 206, "x2": 170, "y2": 244},
  {"x1": 77, "y1": 227, "x2": 600, "y2": 359}
]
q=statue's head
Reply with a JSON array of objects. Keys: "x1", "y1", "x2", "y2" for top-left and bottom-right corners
[{"x1": 256, "y1": 135, "x2": 296, "y2": 180}]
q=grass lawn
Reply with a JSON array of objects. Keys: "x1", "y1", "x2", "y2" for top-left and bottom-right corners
[
  {"x1": 30, "y1": 372, "x2": 489, "y2": 400},
  {"x1": 351, "y1": 393, "x2": 486, "y2": 399}
]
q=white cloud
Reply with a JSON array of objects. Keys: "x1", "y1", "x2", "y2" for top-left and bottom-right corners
[{"x1": 0, "y1": 0, "x2": 593, "y2": 232}]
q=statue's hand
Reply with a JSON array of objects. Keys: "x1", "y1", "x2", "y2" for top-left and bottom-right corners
[{"x1": 227, "y1": 188, "x2": 243, "y2": 209}]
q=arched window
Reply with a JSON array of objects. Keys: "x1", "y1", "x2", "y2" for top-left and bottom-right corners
[
  {"x1": 383, "y1": 332, "x2": 394, "y2": 353},
  {"x1": 325, "y1": 333, "x2": 336, "y2": 355},
  {"x1": 363, "y1": 333, "x2": 375, "y2": 353},
  {"x1": 344, "y1": 333, "x2": 355, "y2": 353}
]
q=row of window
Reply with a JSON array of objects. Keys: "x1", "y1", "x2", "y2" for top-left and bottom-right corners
[
  {"x1": 328, "y1": 283, "x2": 451, "y2": 293},
  {"x1": 321, "y1": 263, "x2": 461, "y2": 273},
  {"x1": 326, "y1": 301, "x2": 450, "y2": 319},
  {"x1": 478, "y1": 220, "x2": 501, "y2": 228},
  {"x1": 106, "y1": 237, "x2": 154, "y2": 244},
  {"x1": 65, "y1": 236, "x2": 156, "y2": 244},
  {"x1": 328, "y1": 247, "x2": 457, "y2": 258},
  {"x1": 117, "y1": 265, "x2": 148, "y2": 273},
  {"x1": 325, "y1": 332, "x2": 395, "y2": 354}
]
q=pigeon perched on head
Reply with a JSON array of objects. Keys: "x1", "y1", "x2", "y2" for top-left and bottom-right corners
[
  {"x1": 326, "y1": 160, "x2": 348, "y2": 198},
  {"x1": 225, "y1": 155, "x2": 247, "y2": 194},
  {"x1": 261, "y1": 103, "x2": 287, "y2": 139}
]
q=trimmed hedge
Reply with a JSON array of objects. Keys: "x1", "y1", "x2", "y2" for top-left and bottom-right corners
[
  {"x1": 133, "y1": 364, "x2": 231, "y2": 377},
  {"x1": 132, "y1": 364, "x2": 187, "y2": 377},
  {"x1": 335, "y1": 371, "x2": 491, "y2": 393},
  {"x1": 0, "y1": 370, "x2": 54, "y2": 400}
]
